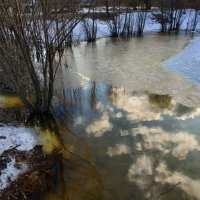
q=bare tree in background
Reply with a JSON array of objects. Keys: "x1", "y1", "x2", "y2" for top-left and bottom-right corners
[
  {"x1": 0, "y1": 0, "x2": 88, "y2": 114},
  {"x1": 135, "y1": 10, "x2": 147, "y2": 36},
  {"x1": 186, "y1": 0, "x2": 200, "y2": 31},
  {"x1": 190, "y1": 9, "x2": 200, "y2": 31},
  {"x1": 82, "y1": 0, "x2": 98, "y2": 42},
  {"x1": 106, "y1": 0, "x2": 135, "y2": 37},
  {"x1": 133, "y1": 1, "x2": 148, "y2": 36},
  {"x1": 168, "y1": 0, "x2": 186, "y2": 31},
  {"x1": 152, "y1": 0, "x2": 186, "y2": 32}
]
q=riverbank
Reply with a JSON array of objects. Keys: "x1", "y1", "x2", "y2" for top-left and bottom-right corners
[
  {"x1": 0, "y1": 145, "x2": 61, "y2": 200},
  {"x1": 72, "y1": 8, "x2": 200, "y2": 41},
  {"x1": 0, "y1": 97, "x2": 62, "y2": 199},
  {"x1": 0, "y1": 120, "x2": 62, "y2": 199}
]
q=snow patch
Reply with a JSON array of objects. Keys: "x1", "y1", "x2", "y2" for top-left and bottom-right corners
[
  {"x1": 0, "y1": 126, "x2": 37, "y2": 189},
  {"x1": 0, "y1": 158, "x2": 27, "y2": 189},
  {"x1": 0, "y1": 126, "x2": 38, "y2": 155},
  {"x1": 73, "y1": 9, "x2": 200, "y2": 42}
]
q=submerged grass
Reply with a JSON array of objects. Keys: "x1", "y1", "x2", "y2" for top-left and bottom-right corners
[
  {"x1": 0, "y1": 93, "x2": 23, "y2": 109},
  {"x1": 35, "y1": 127, "x2": 62, "y2": 154}
]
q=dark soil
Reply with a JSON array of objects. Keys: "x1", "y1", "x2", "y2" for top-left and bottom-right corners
[{"x1": 0, "y1": 145, "x2": 62, "y2": 200}]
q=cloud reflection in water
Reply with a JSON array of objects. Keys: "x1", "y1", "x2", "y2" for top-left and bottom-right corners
[
  {"x1": 86, "y1": 112, "x2": 113, "y2": 137},
  {"x1": 70, "y1": 85, "x2": 200, "y2": 200},
  {"x1": 131, "y1": 126, "x2": 200, "y2": 160}
]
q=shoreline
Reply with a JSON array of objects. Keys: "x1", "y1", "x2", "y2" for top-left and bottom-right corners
[{"x1": 0, "y1": 145, "x2": 61, "y2": 200}]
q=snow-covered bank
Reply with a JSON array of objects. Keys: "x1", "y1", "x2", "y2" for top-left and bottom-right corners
[
  {"x1": 73, "y1": 9, "x2": 200, "y2": 42},
  {"x1": 0, "y1": 124, "x2": 62, "y2": 190},
  {"x1": 163, "y1": 36, "x2": 200, "y2": 87},
  {"x1": 0, "y1": 158, "x2": 27, "y2": 190},
  {"x1": 73, "y1": 12, "x2": 160, "y2": 41},
  {"x1": 0, "y1": 126, "x2": 37, "y2": 155},
  {"x1": 0, "y1": 126, "x2": 37, "y2": 189}
]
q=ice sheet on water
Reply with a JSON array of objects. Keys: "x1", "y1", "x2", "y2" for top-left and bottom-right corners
[{"x1": 163, "y1": 36, "x2": 200, "y2": 87}]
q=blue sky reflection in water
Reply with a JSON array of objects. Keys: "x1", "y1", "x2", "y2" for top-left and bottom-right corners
[
  {"x1": 52, "y1": 34, "x2": 200, "y2": 200},
  {"x1": 55, "y1": 82, "x2": 200, "y2": 200}
]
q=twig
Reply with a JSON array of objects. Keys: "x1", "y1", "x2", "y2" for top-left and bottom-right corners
[
  {"x1": 21, "y1": 191, "x2": 27, "y2": 199},
  {"x1": 9, "y1": 194, "x2": 18, "y2": 199},
  {"x1": 157, "y1": 182, "x2": 181, "y2": 199},
  {"x1": 9, "y1": 145, "x2": 21, "y2": 151}
]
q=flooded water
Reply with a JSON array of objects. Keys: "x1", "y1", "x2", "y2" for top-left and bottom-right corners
[
  {"x1": 51, "y1": 82, "x2": 200, "y2": 200},
  {"x1": 49, "y1": 33, "x2": 200, "y2": 200},
  {"x1": 1, "y1": 33, "x2": 200, "y2": 200},
  {"x1": 56, "y1": 33, "x2": 200, "y2": 107}
]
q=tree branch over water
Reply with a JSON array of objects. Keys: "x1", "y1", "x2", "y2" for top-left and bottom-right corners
[
  {"x1": 0, "y1": 0, "x2": 90, "y2": 114},
  {"x1": 157, "y1": 182, "x2": 181, "y2": 199}
]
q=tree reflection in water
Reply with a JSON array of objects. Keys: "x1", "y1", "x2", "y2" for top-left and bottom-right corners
[
  {"x1": 27, "y1": 112, "x2": 105, "y2": 200},
  {"x1": 0, "y1": 92, "x2": 105, "y2": 200},
  {"x1": 148, "y1": 93, "x2": 172, "y2": 109},
  {"x1": 61, "y1": 83, "x2": 200, "y2": 200},
  {"x1": 2, "y1": 83, "x2": 200, "y2": 200}
]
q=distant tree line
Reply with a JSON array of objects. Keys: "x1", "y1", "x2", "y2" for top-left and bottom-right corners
[{"x1": 151, "y1": 0, "x2": 200, "y2": 32}]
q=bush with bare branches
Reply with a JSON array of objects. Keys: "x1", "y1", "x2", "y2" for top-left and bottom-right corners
[
  {"x1": 152, "y1": 0, "x2": 186, "y2": 32},
  {"x1": 0, "y1": 0, "x2": 88, "y2": 114},
  {"x1": 82, "y1": 4, "x2": 98, "y2": 42}
]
